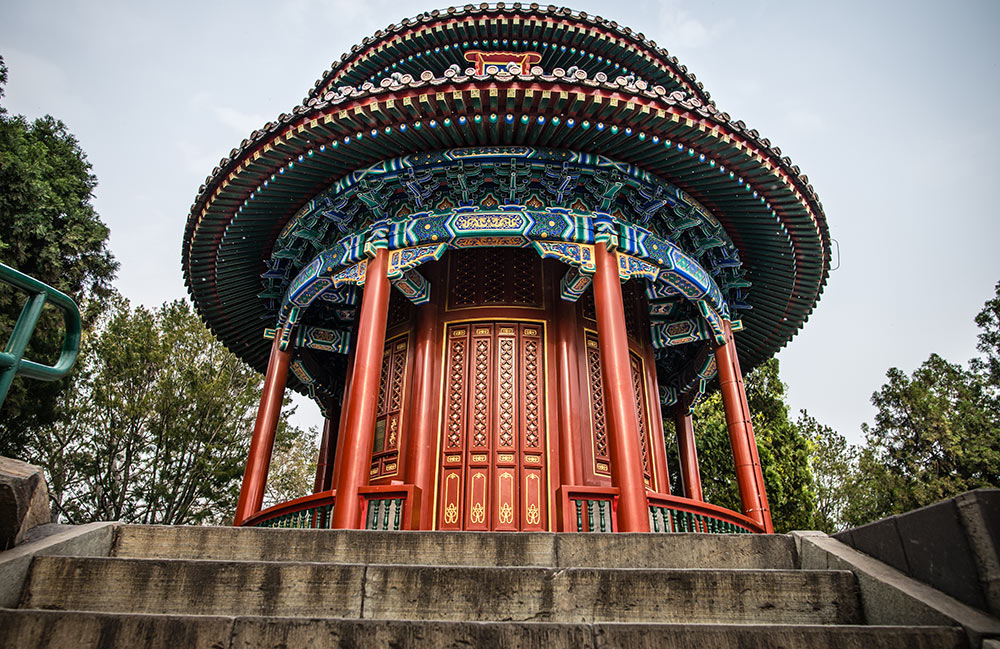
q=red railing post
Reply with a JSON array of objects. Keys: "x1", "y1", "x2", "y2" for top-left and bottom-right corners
[
  {"x1": 674, "y1": 406, "x2": 704, "y2": 502},
  {"x1": 403, "y1": 300, "x2": 439, "y2": 530},
  {"x1": 593, "y1": 242, "x2": 650, "y2": 532},
  {"x1": 234, "y1": 333, "x2": 292, "y2": 526},
  {"x1": 332, "y1": 249, "x2": 392, "y2": 529},
  {"x1": 714, "y1": 320, "x2": 774, "y2": 533}
]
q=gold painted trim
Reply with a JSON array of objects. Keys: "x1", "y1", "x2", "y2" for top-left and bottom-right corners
[
  {"x1": 432, "y1": 316, "x2": 552, "y2": 531},
  {"x1": 583, "y1": 327, "x2": 609, "y2": 478}
]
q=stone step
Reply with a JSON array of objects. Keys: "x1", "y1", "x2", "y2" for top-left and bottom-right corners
[
  {"x1": 112, "y1": 525, "x2": 797, "y2": 569},
  {"x1": 22, "y1": 556, "x2": 860, "y2": 625},
  {"x1": 0, "y1": 610, "x2": 968, "y2": 649}
]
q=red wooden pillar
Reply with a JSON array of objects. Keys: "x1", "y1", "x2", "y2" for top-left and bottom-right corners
[
  {"x1": 234, "y1": 333, "x2": 293, "y2": 526},
  {"x1": 673, "y1": 406, "x2": 704, "y2": 502},
  {"x1": 592, "y1": 242, "x2": 650, "y2": 532},
  {"x1": 403, "y1": 300, "x2": 439, "y2": 530},
  {"x1": 714, "y1": 320, "x2": 774, "y2": 532},
  {"x1": 331, "y1": 249, "x2": 392, "y2": 529},
  {"x1": 555, "y1": 293, "x2": 583, "y2": 487},
  {"x1": 313, "y1": 416, "x2": 337, "y2": 493},
  {"x1": 330, "y1": 335, "x2": 357, "y2": 490}
]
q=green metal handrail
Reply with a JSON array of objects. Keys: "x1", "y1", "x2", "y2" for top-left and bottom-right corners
[{"x1": 0, "y1": 263, "x2": 82, "y2": 408}]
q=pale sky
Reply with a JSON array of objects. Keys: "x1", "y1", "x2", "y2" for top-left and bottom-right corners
[{"x1": 2, "y1": 1, "x2": 998, "y2": 444}]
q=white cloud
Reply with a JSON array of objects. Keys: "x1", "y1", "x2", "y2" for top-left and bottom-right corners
[
  {"x1": 654, "y1": 1, "x2": 726, "y2": 50},
  {"x1": 212, "y1": 106, "x2": 270, "y2": 135},
  {"x1": 2, "y1": 47, "x2": 88, "y2": 119}
]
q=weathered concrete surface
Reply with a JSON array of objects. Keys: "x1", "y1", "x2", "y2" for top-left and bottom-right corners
[
  {"x1": 233, "y1": 620, "x2": 968, "y2": 649},
  {"x1": 0, "y1": 609, "x2": 234, "y2": 649},
  {"x1": 0, "y1": 521, "x2": 116, "y2": 608},
  {"x1": 796, "y1": 531, "x2": 1000, "y2": 647},
  {"x1": 23, "y1": 553, "x2": 859, "y2": 625},
  {"x1": 591, "y1": 623, "x2": 968, "y2": 649},
  {"x1": 362, "y1": 564, "x2": 858, "y2": 624},
  {"x1": 114, "y1": 525, "x2": 798, "y2": 570},
  {"x1": 896, "y1": 499, "x2": 985, "y2": 610},
  {"x1": 550, "y1": 568, "x2": 859, "y2": 624},
  {"x1": 0, "y1": 613, "x2": 972, "y2": 649},
  {"x1": 835, "y1": 488, "x2": 1000, "y2": 617},
  {"x1": 956, "y1": 490, "x2": 1000, "y2": 618},
  {"x1": 22, "y1": 556, "x2": 365, "y2": 618},
  {"x1": 115, "y1": 525, "x2": 556, "y2": 567},
  {"x1": 0, "y1": 456, "x2": 50, "y2": 550},
  {"x1": 232, "y1": 617, "x2": 596, "y2": 649},
  {"x1": 554, "y1": 532, "x2": 796, "y2": 569}
]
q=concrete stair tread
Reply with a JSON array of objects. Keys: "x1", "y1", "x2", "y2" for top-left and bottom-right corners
[
  {"x1": 22, "y1": 555, "x2": 862, "y2": 624},
  {"x1": 0, "y1": 609, "x2": 969, "y2": 649},
  {"x1": 112, "y1": 524, "x2": 797, "y2": 569}
]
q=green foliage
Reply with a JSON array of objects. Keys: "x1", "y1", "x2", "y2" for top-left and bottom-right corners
[
  {"x1": 972, "y1": 280, "x2": 1000, "y2": 388},
  {"x1": 828, "y1": 281, "x2": 1000, "y2": 528},
  {"x1": 0, "y1": 57, "x2": 118, "y2": 454},
  {"x1": 666, "y1": 358, "x2": 818, "y2": 533},
  {"x1": 846, "y1": 352, "x2": 1000, "y2": 525},
  {"x1": 23, "y1": 297, "x2": 315, "y2": 525},
  {"x1": 798, "y1": 411, "x2": 855, "y2": 533}
]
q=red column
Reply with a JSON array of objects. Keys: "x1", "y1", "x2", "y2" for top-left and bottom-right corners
[
  {"x1": 714, "y1": 320, "x2": 774, "y2": 532},
  {"x1": 593, "y1": 242, "x2": 650, "y2": 532},
  {"x1": 403, "y1": 301, "x2": 439, "y2": 530},
  {"x1": 331, "y1": 249, "x2": 392, "y2": 529},
  {"x1": 313, "y1": 416, "x2": 337, "y2": 492},
  {"x1": 234, "y1": 333, "x2": 292, "y2": 526},
  {"x1": 555, "y1": 294, "x2": 582, "y2": 487},
  {"x1": 674, "y1": 406, "x2": 704, "y2": 502},
  {"x1": 330, "y1": 337, "x2": 357, "y2": 490}
]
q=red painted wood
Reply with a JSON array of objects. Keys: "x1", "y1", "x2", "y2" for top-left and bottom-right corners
[
  {"x1": 332, "y1": 248, "x2": 392, "y2": 529},
  {"x1": 242, "y1": 489, "x2": 336, "y2": 528},
  {"x1": 555, "y1": 295, "x2": 583, "y2": 486},
  {"x1": 436, "y1": 319, "x2": 548, "y2": 531},
  {"x1": 403, "y1": 301, "x2": 440, "y2": 530},
  {"x1": 330, "y1": 322, "x2": 359, "y2": 492},
  {"x1": 358, "y1": 484, "x2": 422, "y2": 530},
  {"x1": 637, "y1": 286, "x2": 671, "y2": 495},
  {"x1": 313, "y1": 417, "x2": 335, "y2": 493},
  {"x1": 674, "y1": 407, "x2": 704, "y2": 502},
  {"x1": 592, "y1": 242, "x2": 650, "y2": 532},
  {"x1": 646, "y1": 490, "x2": 765, "y2": 533},
  {"x1": 714, "y1": 320, "x2": 774, "y2": 532},
  {"x1": 234, "y1": 333, "x2": 292, "y2": 526}
]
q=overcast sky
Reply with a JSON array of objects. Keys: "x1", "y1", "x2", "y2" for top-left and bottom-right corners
[{"x1": 2, "y1": 0, "x2": 998, "y2": 444}]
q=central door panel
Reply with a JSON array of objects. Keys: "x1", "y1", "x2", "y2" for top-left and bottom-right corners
[{"x1": 438, "y1": 321, "x2": 546, "y2": 531}]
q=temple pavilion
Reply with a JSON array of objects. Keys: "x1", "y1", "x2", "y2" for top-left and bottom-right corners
[{"x1": 182, "y1": 4, "x2": 829, "y2": 534}]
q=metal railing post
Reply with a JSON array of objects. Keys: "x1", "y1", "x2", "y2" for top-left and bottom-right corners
[{"x1": 0, "y1": 263, "x2": 82, "y2": 408}]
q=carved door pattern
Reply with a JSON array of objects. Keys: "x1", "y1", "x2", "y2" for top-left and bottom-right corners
[
  {"x1": 438, "y1": 321, "x2": 547, "y2": 531},
  {"x1": 584, "y1": 330, "x2": 653, "y2": 486}
]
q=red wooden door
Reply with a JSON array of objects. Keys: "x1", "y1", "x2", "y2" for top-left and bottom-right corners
[{"x1": 438, "y1": 321, "x2": 547, "y2": 531}]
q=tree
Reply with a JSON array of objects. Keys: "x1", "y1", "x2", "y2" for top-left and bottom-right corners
[
  {"x1": 851, "y1": 353, "x2": 999, "y2": 522},
  {"x1": 24, "y1": 297, "x2": 316, "y2": 525},
  {"x1": 666, "y1": 358, "x2": 818, "y2": 533},
  {"x1": 0, "y1": 54, "x2": 118, "y2": 455},
  {"x1": 840, "y1": 282, "x2": 1000, "y2": 526},
  {"x1": 798, "y1": 411, "x2": 856, "y2": 533}
]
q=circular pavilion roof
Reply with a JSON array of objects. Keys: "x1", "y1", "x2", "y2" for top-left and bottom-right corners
[{"x1": 182, "y1": 3, "x2": 830, "y2": 396}]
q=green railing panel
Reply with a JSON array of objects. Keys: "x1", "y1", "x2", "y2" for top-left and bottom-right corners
[
  {"x1": 0, "y1": 263, "x2": 82, "y2": 407},
  {"x1": 647, "y1": 505, "x2": 754, "y2": 535},
  {"x1": 363, "y1": 497, "x2": 405, "y2": 531}
]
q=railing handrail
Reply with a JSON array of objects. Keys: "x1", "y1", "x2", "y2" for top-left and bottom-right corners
[
  {"x1": 646, "y1": 490, "x2": 764, "y2": 533},
  {"x1": 0, "y1": 263, "x2": 83, "y2": 407},
  {"x1": 241, "y1": 489, "x2": 336, "y2": 527},
  {"x1": 560, "y1": 485, "x2": 765, "y2": 533}
]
